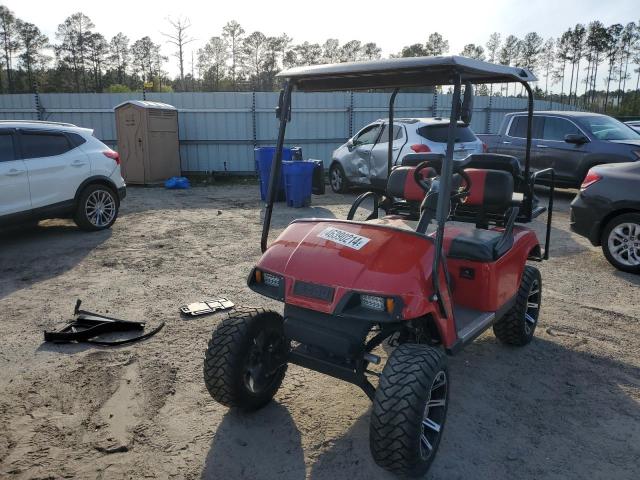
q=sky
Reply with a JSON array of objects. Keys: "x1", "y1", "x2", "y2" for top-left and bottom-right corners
[{"x1": 5, "y1": 0, "x2": 640, "y2": 89}]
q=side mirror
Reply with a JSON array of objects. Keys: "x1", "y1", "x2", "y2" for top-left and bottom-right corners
[
  {"x1": 347, "y1": 139, "x2": 355, "y2": 151},
  {"x1": 460, "y1": 82, "x2": 474, "y2": 125},
  {"x1": 564, "y1": 133, "x2": 589, "y2": 145}
]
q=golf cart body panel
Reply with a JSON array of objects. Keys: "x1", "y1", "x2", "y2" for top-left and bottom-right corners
[{"x1": 251, "y1": 215, "x2": 540, "y2": 350}]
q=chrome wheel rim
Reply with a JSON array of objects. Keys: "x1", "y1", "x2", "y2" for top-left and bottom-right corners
[
  {"x1": 608, "y1": 222, "x2": 640, "y2": 267},
  {"x1": 420, "y1": 370, "x2": 447, "y2": 460},
  {"x1": 85, "y1": 190, "x2": 116, "y2": 227},
  {"x1": 331, "y1": 168, "x2": 343, "y2": 191},
  {"x1": 524, "y1": 279, "x2": 540, "y2": 335}
]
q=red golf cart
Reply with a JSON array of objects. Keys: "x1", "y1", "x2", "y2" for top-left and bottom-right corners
[{"x1": 203, "y1": 56, "x2": 555, "y2": 477}]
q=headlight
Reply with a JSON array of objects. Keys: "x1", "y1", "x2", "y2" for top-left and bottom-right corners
[
  {"x1": 360, "y1": 294, "x2": 395, "y2": 314},
  {"x1": 263, "y1": 272, "x2": 281, "y2": 288},
  {"x1": 248, "y1": 268, "x2": 285, "y2": 301},
  {"x1": 633, "y1": 150, "x2": 640, "y2": 160},
  {"x1": 361, "y1": 294, "x2": 385, "y2": 311}
]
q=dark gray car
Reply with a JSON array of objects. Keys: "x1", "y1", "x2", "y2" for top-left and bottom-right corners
[
  {"x1": 570, "y1": 161, "x2": 640, "y2": 273},
  {"x1": 480, "y1": 111, "x2": 640, "y2": 187}
]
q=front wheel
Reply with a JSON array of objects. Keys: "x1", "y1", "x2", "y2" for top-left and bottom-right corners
[
  {"x1": 601, "y1": 213, "x2": 640, "y2": 274},
  {"x1": 73, "y1": 184, "x2": 119, "y2": 231},
  {"x1": 370, "y1": 344, "x2": 449, "y2": 477},
  {"x1": 329, "y1": 163, "x2": 349, "y2": 193},
  {"x1": 203, "y1": 308, "x2": 288, "y2": 411}
]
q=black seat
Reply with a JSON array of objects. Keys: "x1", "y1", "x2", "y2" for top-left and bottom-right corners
[
  {"x1": 447, "y1": 228, "x2": 513, "y2": 262},
  {"x1": 464, "y1": 153, "x2": 522, "y2": 181},
  {"x1": 447, "y1": 167, "x2": 518, "y2": 262}
]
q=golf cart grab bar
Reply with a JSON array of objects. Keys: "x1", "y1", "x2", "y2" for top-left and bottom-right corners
[{"x1": 529, "y1": 168, "x2": 555, "y2": 261}]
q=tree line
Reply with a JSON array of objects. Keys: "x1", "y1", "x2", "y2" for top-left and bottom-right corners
[{"x1": 0, "y1": 5, "x2": 639, "y2": 115}]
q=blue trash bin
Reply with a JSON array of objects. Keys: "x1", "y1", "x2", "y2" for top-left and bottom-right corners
[
  {"x1": 283, "y1": 161, "x2": 315, "y2": 208},
  {"x1": 254, "y1": 147, "x2": 292, "y2": 201}
]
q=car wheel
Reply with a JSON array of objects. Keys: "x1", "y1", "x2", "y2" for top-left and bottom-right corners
[
  {"x1": 73, "y1": 184, "x2": 119, "y2": 231},
  {"x1": 370, "y1": 343, "x2": 448, "y2": 477},
  {"x1": 601, "y1": 213, "x2": 640, "y2": 274},
  {"x1": 329, "y1": 163, "x2": 348, "y2": 193}
]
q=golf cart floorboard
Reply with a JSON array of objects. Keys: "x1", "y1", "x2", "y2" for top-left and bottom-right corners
[{"x1": 453, "y1": 304, "x2": 496, "y2": 344}]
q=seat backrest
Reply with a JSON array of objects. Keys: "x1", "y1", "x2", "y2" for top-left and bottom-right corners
[
  {"x1": 386, "y1": 166, "x2": 426, "y2": 201},
  {"x1": 463, "y1": 168, "x2": 514, "y2": 212},
  {"x1": 464, "y1": 154, "x2": 522, "y2": 182},
  {"x1": 401, "y1": 152, "x2": 445, "y2": 168}
]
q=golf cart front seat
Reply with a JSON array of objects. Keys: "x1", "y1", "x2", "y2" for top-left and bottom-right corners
[{"x1": 384, "y1": 165, "x2": 518, "y2": 262}]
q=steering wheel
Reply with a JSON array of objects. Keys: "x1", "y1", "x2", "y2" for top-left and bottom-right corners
[{"x1": 413, "y1": 161, "x2": 472, "y2": 202}]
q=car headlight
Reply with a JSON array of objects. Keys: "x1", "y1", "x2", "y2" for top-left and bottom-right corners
[{"x1": 633, "y1": 150, "x2": 640, "y2": 160}]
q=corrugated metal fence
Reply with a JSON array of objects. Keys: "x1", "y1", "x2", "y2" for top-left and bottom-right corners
[{"x1": 0, "y1": 92, "x2": 573, "y2": 173}]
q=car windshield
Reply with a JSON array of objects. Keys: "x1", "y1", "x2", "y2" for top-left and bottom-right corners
[{"x1": 580, "y1": 116, "x2": 640, "y2": 141}]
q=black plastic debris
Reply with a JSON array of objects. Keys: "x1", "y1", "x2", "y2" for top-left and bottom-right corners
[{"x1": 44, "y1": 299, "x2": 164, "y2": 346}]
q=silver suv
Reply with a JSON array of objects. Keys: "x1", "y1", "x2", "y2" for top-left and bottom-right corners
[{"x1": 329, "y1": 118, "x2": 485, "y2": 192}]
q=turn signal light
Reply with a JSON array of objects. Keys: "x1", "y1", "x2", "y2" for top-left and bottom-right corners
[
  {"x1": 255, "y1": 269, "x2": 263, "y2": 283},
  {"x1": 580, "y1": 170, "x2": 602, "y2": 191},
  {"x1": 410, "y1": 144, "x2": 431, "y2": 153},
  {"x1": 385, "y1": 298, "x2": 395, "y2": 313}
]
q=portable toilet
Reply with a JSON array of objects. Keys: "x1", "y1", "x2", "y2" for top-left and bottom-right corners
[{"x1": 114, "y1": 100, "x2": 181, "y2": 184}]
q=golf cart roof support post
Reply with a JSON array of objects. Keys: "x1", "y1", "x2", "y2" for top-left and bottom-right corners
[
  {"x1": 431, "y1": 74, "x2": 462, "y2": 314},
  {"x1": 388, "y1": 88, "x2": 399, "y2": 175},
  {"x1": 522, "y1": 80, "x2": 534, "y2": 218},
  {"x1": 261, "y1": 82, "x2": 294, "y2": 253}
]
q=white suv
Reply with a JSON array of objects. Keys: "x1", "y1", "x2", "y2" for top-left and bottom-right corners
[
  {"x1": 329, "y1": 117, "x2": 486, "y2": 193},
  {"x1": 0, "y1": 120, "x2": 126, "y2": 231}
]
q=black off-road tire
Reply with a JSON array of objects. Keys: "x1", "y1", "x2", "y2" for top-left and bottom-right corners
[
  {"x1": 601, "y1": 212, "x2": 640, "y2": 274},
  {"x1": 203, "y1": 308, "x2": 288, "y2": 411},
  {"x1": 493, "y1": 265, "x2": 542, "y2": 346},
  {"x1": 370, "y1": 344, "x2": 449, "y2": 477},
  {"x1": 329, "y1": 162, "x2": 349, "y2": 193},
  {"x1": 73, "y1": 183, "x2": 119, "y2": 231}
]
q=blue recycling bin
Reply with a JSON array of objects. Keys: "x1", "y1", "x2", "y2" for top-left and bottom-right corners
[
  {"x1": 254, "y1": 147, "x2": 292, "y2": 201},
  {"x1": 283, "y1": 161, "x2": 315, "y2": 208}
]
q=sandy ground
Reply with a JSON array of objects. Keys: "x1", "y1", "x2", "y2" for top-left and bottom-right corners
[{"x1": 0, "y1": 183, "x2": 638, "y2": 480}]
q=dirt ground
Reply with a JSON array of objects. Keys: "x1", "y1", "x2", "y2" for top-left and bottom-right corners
[{"x1": 0, "y1": 183, "x2": 638, "y2": 480}]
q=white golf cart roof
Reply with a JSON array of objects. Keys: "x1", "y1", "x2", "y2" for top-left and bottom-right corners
[{"x1": 278, "y1": 55, "x2": 536, "y2": 91}]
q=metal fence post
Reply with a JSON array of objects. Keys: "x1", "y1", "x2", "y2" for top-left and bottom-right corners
[
  {"x1": 252, "y1": 91, "x2": 257, "y2": 148},
  {"x1": 432, "y1": 89, "x2": 438, "y2": 117},
  {"x1": 486, "y1": 94, "x2": 493, "y2": 133},
  {"x1": 348, "y1": 91, "x2": 354, "y2": 137},
  {"x1": 33, "y1": 82, "x2": 43, "y2": 121}
]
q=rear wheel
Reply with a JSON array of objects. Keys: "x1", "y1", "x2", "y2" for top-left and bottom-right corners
[
  {"x1": 601, "y1": 213, "x2": 640, "y2": 274},
  {"x1": 493, "y1": 265, "x2": 541, "y2": 346},
  {"x1": 73, "y1": 184, "x2": 119, "y2": 231},
  {"x1": 329, "y1": 163, "x2": 349, "y2": 193},
  {"x1": 370, "y1": 344, "x2": 448, "y2": 477},
  {"x1": 203, "y1": 308, "x2": 288, "y2": 411}
]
